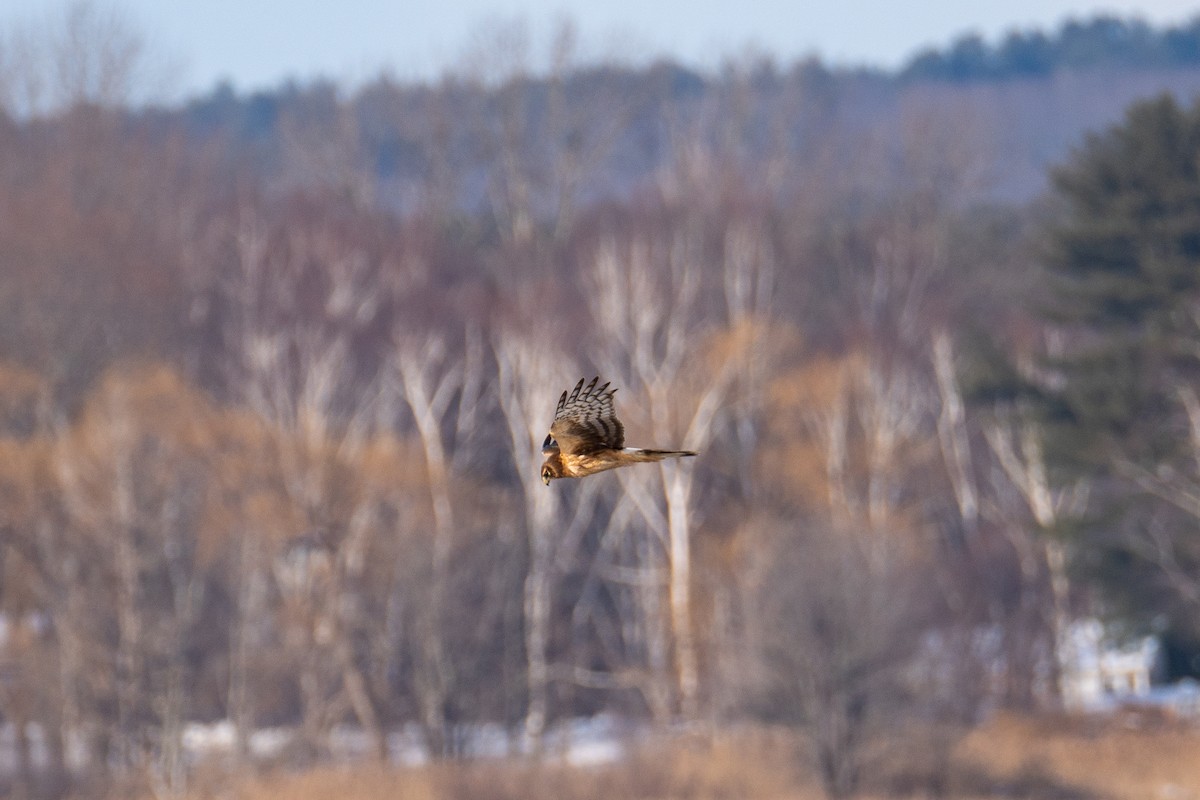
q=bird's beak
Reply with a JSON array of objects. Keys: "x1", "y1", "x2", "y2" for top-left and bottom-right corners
[{"x1": 542, "y1": 473, "x2": 551, "y2": 486}]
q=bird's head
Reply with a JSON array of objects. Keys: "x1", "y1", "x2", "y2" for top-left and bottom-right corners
[{"x1": 541, "y1": 458, "x2": 562, "y2": 486}]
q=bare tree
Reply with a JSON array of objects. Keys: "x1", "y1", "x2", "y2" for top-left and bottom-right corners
[
  {"x1": 0, "y1": 368, "x2": 71, "y2": 796},
  {"x1": 493, "y1": 332, "x2": 566, "y2": 747},
  {"x1": 746, "y1": 519, "x2": 934, "y2": 799},
  {"x1": 581, "y1": 218, "x2": 740, "y2": 720},
  {"x1": 211, "y1": 208, "x2": 395, "y2": 761},
  {"x1": 386, "y1": 333, "x2": 460, "y2": 755},
  {"x1": 52, "y1": 366, "x2": 232, "y2": 796},
  {"x1": 381, "y1": 327, "x2": 491, "y2": 756},
  {"x1": 456, "y1": 17, "x2": 642, "y2": 242},
  {"x1": 542, "y1": 19, "x2": 646, "y2": 241},
  {"x1": 983, "y1": 389, "x2": 1090, "y2": 707},
  {"x1": 0, "y1": 1, "x2": 174, "y2": 117},
  {"x1": 933, "y1": 331, "x2": 980, "y2": 535},
  {"x1": 459, "y1": 17, "x2": 537, "y2": 243},
  {"x1": 51, "y1": 1, "x2": 147, "y2": 109},
  {"x1": 277, "y1": 85, "x2": 376, "y2": 204}
]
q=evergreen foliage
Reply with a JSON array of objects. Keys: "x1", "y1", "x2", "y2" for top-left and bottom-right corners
[
  {"x1": 903, "y1": 16, "x2": 1200, "y2": 82},
  {"x1": 1044, "y1": 94, "x2": 1200, "y2": 646},
  {"x1": 1048, "y1": 95, "x2": 1200, "y2": 458}
]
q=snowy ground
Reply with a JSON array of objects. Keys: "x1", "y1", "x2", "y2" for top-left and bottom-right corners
[
  {"x1": 0, "y1": 713, "x2": 634, "y2": 775},
  {"x1": 3, "y1": 692, "x2": 1199, "y2": 780}
]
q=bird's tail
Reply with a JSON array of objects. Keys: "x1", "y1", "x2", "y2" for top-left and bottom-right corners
[{"x1": 623, "y1": 448, "x2": 697, "y2": 462}]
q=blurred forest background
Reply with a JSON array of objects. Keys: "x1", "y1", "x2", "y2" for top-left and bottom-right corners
[{"x1": 4, "y1": 3, "x2": 1200, "y2": 799}]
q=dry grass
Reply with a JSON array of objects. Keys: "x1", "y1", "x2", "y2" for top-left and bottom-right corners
[
  {"x1": 950, "y1": 710, "x2": 1200, "y2": 800},
  {"x1": 163, "y1": 713, "x2": 1200, "y2": 800},
  {"x1": 178, "y1": 729, "x2": 812, "y2": 800}
]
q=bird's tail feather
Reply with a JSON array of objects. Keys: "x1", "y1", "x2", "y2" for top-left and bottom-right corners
[{"x1": 623, "y1": 448, "x2": 697, "y2": 462}]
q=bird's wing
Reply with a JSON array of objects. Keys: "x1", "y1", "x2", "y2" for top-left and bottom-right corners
[{"x1": 548, "y1": 376, "x2": 625, "y2": 455}]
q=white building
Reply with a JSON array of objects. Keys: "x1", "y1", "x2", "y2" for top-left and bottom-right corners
[{"x1": 1058, "y1": 618, "x2": 1159, "y2": 710}]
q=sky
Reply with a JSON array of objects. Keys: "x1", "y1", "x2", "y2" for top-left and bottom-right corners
[{"x1": 3, "y1": 0, "x2": 1200, "y2": 98}]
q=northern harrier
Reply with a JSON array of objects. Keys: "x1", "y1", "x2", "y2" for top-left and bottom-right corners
[{"x1": 540, "y1": 377, "x2": 696, "y2": 485}]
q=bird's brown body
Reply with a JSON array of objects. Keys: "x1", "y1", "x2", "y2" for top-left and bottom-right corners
[
  {"x1": 542, "y1": 446, "x2": 695, "y2": 480},
  {"x1": 540, "y1": 377, "x2": 696, "y2": 485}
]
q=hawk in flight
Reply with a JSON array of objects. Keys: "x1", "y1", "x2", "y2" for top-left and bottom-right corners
[{"x1": 541, "y1": 377, "x2": 697, "y2": 485}]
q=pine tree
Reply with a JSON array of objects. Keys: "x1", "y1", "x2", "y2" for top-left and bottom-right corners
[{"x1": 1044, "y1": 94, "x2": 1200, "y2": 659}]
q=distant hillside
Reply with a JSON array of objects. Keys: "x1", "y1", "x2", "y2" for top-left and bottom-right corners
[{"x1": 146, "y1": 15, "x2": 1200, "y2": 213}]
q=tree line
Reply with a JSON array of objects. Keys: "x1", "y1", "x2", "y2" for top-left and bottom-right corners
[
  {"x1": 902, "y1": 15, "x2": 1200, "y2": 83},
  {"x1": 0, "y1": 5, "x2": 1199, "y2": 800}
]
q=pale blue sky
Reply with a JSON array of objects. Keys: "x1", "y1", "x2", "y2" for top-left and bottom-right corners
[{"x1": 4, "y1": 0, "x2": 1200, "y2": 96}]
